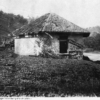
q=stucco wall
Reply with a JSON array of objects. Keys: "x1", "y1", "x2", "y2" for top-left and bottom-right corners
[
  {"x1": 39, "y1": 34, "x2": 59, "y2": 54},
  {"x1": 15, "y1": 38, "x2": 43, "y2": 55},
  {"x1": 14, "y1": 34, "x2": 85, "y2": 56},
  {"x1": 51, "y1": 35, "x2": 59, "y2": 54},
  {"x1": 14, "y1": 35, "x2": 59, "y2": 56}
]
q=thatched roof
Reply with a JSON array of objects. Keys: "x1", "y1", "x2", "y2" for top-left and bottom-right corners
[{"x1": 13, "y1": 13, "x2": 90, "y2": 36}]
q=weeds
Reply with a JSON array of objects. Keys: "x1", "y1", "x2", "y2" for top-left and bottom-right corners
[{"x1": 0, "y1": 51, "x2": 100, "y2": 96}]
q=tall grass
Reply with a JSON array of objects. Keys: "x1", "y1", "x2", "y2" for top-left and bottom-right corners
[{"x1": 0, "y1": 55, "x2": 100, "y2": 96}]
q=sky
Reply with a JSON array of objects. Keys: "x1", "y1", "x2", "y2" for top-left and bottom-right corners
[{"x1": 0, "y1": 0, "x2": 100, "y2": 28}]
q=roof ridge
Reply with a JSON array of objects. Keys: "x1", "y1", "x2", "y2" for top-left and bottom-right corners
[{"x1": 42, "y1": 13, "x2": 51, "y2": 31}]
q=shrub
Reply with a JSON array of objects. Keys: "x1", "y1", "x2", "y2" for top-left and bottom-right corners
[{"x1": 83, "y1": 34, "x2": 100, "y2": 51}]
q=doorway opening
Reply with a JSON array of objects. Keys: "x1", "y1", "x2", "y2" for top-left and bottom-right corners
[{"x1": 60, "y1": 40, "x2": 68, "y2": 53}]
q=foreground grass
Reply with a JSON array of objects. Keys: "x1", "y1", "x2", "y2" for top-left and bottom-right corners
[{"x1": 0, "y1": 51, "x2": 100, "y2": 96}]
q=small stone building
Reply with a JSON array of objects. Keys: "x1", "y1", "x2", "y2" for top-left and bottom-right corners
[{"x1": 14, "y1": 13, "x2": 90, "y2": 59}]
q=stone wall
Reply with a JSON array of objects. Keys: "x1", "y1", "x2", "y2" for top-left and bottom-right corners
[
  {"x1": 67, "y1": 42, "x2": 82, "y2": 52},
  {"x1": 68, "y1": 35, "x2": 84, "y2": 45},
  {"x1": 68, "y1": 42, "x2": 83, "y2": 60}
]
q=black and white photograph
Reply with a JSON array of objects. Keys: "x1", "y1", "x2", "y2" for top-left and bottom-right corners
[{"x1": 0, "y1": 0, "x2": 100, "y2": 97}]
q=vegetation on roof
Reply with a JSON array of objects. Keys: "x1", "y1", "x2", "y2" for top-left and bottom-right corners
[{"x1": 14, "y1": 13, "x2": 89, "y2": 36}]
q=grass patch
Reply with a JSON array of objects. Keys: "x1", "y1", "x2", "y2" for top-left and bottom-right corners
[{"x1": 0, "y1": 51, "x2": 100, "y2": 96}]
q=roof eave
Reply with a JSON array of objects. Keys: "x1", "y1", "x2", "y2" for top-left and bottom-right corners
[{"x1": 83, "y1": 32, "x2": 90, "y2": 37}]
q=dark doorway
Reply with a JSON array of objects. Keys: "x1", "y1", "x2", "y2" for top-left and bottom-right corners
[{"x1": 60, "y1": 40, "x2": 68, "y2": 53}]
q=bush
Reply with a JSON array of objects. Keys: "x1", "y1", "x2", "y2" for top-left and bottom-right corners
[{"x1": 83, "y1": 34, "x2": 100, "y2": 51}]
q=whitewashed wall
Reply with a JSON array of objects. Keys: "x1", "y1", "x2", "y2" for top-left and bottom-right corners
[
  {"x1": 14, "y1": 34, "x2": 60, "y2": 56},
  {"x1": 51, "y1": 36, "x2": 59, "y2": 54},
  {"x1": 15, "y1": 38, "x2": 43, "y2": 55}
]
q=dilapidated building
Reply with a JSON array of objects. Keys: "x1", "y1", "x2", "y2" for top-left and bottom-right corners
[{"x1": 14, "y1": 13, "x2": 90, "y2": 59}]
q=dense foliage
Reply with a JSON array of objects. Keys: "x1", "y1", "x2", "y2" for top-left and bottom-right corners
[
  {"x1": 83, "y1": 34, "x2": 100, "y2": 51},
  {"x1": 0, "y1": 10, "x2": 28, "y2": 44}
]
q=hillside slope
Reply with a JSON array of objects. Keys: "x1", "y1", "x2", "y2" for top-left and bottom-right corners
[{"x1": 0, "y1": 11, "x2": 28, "y2": 44}]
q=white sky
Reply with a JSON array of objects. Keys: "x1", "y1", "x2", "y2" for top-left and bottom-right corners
[{"x1": 0, "y1": 0, "x2": 100, "y2": 28}]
